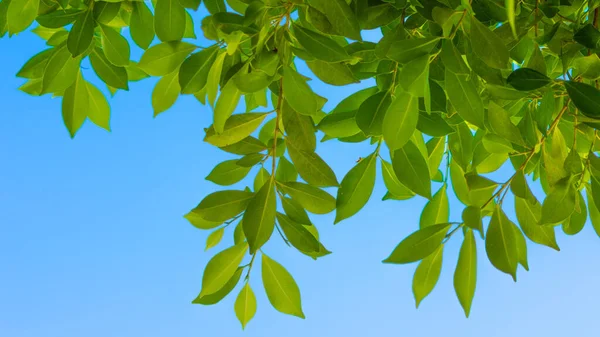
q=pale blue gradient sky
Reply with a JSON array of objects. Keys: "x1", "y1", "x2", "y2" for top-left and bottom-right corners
[{"x1": 1, "y1": 11, "x2": 600, "y2": 337}]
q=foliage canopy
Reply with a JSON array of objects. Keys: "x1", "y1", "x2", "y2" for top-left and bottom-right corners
[{"x1": 4, "y1": 0, "x2": 600, "y2": 328}]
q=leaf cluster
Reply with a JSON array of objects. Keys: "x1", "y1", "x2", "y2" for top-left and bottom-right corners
[{"x1": 5, "y1": 0, "x2": 600, "y2": 327}]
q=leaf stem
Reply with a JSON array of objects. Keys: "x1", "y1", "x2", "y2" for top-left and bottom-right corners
[
  {"x1": 272, "y1": 78, "x2": 284, "y2": 176},
  {"x1": 244, "y1": 253, "x2": 258, "y2": 281}
]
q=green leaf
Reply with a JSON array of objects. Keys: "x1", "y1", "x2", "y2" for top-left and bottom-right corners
[
  {"x1": 282, "y1": 66, "x2": 317, "y2": 116},
  {"x1": 61, "y1": 72, "x2": 88, "y2": 138},
  {"x1": 155, "y1": 0, "x2": 186, "y2": 42},
  {"x1": 152, "y1": 71, "x2": 180, "y2": 116},
  {"x1": 237, "y1": 154, "x2": 264, "y2": 167},
  {"x1": 381, "y1": 158, "x2": 415, "y2": 200},
  {"x1": 287, "y1": 140, "x2": 338, "y2": 187},
  {"x1": 392, "y1": 141, "x2": 431, "y2": 199},
  {"x1": 306, "y1": 60, "x2": 359, "y2": 86},
  {"x1": 383, "y1": 91, "x2": 419, "y2": 151},
  {"x1": 281, "y1": 196, "x2": 312, "y2": 226},
  {"x1": 36, "y1": 9, "x2": 82, "y2": 29},
  {"x1": 207, "y1": 51, "x2": 227, "y2": 106},
  {"x1": 205, "y1": 0, "x2": 227, "y2": 14},
  {"x1": 262, "y1": 254, "x2": 305, "y2": 319},
  {"x1": 574, "y1": 24, "x2": 600, "y2": 49},
  {"x1": 444, "y1": 69, "x2": 485, "y2": 128},
  {"x1": 6, "y1": 0, "x2": 39, "y2": 34},
  {"x1": 235, "y1": 283, "x2": 257, "y2": 330},
  {"x1": 507, "y1": 68, "x2": 552, "y2": 91},
  {"x1": 277, "y1": 182, "x2": 335, "y2": 215},
  {"x1": 248, "y1": 165, "x2": 267, "y2": 189},
  {"x1": 335, "y1": 152, "x2": 377, "y2": 223},
  {"x1": 574, "y1": 54, "x2": 600, "y2": 80},
  {"x1": 514, "y1": 196, "x2": 559, "y2": 250},
  {"x1": 282, "y1": 101, "x2": 317, "y2": 152},
  {"x1": 184, "y1": 211, "x2": 221, "y2": 230},
  {"x1": 562, "y1": 191, "x2": 587, "y2": 235},
  {"x1": 131, "y1": 2, "x2": 155, "y2": 49},
  {"x1": 541, "y1": 179, "x2": 576, "y2": 225},
  {"x1": 485, "y1": 207, "x2": 518, "y2": 280},
  {"x1": 85, "y1": 80, "x2": 111, "y2": 131},
  {"x1": 206, "y1": 159, "x2": 251, "y2": 186},
  {"x1": 412, "y1": 245, "x2": 443, "y2": 308},
  {"x1": 100, "y1": 25, "x2": 130, "y2": 67},
  {"x1": 318, "y1": 110, "x2": 361, "y2": 139},
  {"x1": 205, "y1": 228, "x2": 225, "y2": 251},
  {"x1": 138, "y1": 41, "x2": 196, "y2": 76},
  {"x1": 89, "y1": 48, "x2": 129, "y2": 90},
  {"x1": 205, "y1": 113, "x2": 268, "y2": 147},
  {"x1": 277, "y1": 213, "x2": 320, "y2": 253},
  {"x1": 17, "y1": 49, "x2": 53, "y2": 79},
  {"x1": 306, "y1": 0, "x2": 361, "y2": 40},
  {"x1": 440, "y1": 40, "x2": 470, "y2": 75},
  {"x1": 193, "y1": 267, "x2": 242, "y2": 305},
  {"x1": 586, "y1": 188, "x2": 600, "y2": 238},
  {"x1": 564, "y1": 81, "x2": 600, "y2": 119},
  {"x1": 213, "y1": 80, "x2": 243, "y2": 133},
  {"x1": 420, "y1": 184, "x2": 449, "y2": 228},
  {"x1": 386, "y1": 37, "x2": 440, "y2": 64},
  {"x1": 275, "y1": 157, "x2": 298, "y2": 183},
  {"x1": 191, "y1": 190, "x2": 254, "y2": 222},
  {"x1": 179, "y1": 46, "x2": 220, "y2": 94},
  {"x1": 469, "y1": 17, "x2": 509, "y2": 69},
  {"x1": 199, "y1": 242, "x2": 248, "y2": 296},
  {"x1": 234, "y1": 72, "x2": 272, "y2": 93},
  {"x1": 293, "y1": 24, "x2": 352, "y2": 63},
  {"x1": 454, "y1": 229, "x2": 477, "y2": 317},
  {"x1": 243, "y1": 178, "x2": 276, "y2": 253},
  {"x1": 220, "y1": 136, "x2": 266, "y2": 155},
  {"x1": 356, "y1": 91, "x2": 392, "y2": 136},
  {"x1": 94, "y1": 2, "x2": 120, "y2": 25},
  {"x1": 383, "y1": 223, "x2": 450, "y2": 264},
  {"x1": 487, "y1": 101, "x2": 524, "y2": 145},
  {"x1": 67, "y1": 9, "x2": 95, "y2": 57}
]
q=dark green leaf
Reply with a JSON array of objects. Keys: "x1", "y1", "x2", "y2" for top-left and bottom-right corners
[
  {"x1": 507, "y1": 68, "x2": 552, "y2": 91},
  {"x1": 564, "y1": 81, "x2": 600, "y2": 119},
  {"x1": 67, "y1": 10, "x2": 95, "y2": 57}
]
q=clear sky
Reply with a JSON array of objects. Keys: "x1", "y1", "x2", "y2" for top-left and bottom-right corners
[{"x1": 2, "y1": 10, "x2": 600, "y2": 337}]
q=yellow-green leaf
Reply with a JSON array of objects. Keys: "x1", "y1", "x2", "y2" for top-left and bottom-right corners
[
  {"x1": 191, "y1": 190, "x2": 254, "y2": 222},
  {"x1": 262, "y1": 254, "x2": 305, "y2": 319},
  {"x1": 335, "y1": 152, "x2": 377, "y2": 223},
  {"x1": 234, "y1": 283, "x2": 257, "y2": 329},
  {"x1": 205, "y1": 228, "x2": 225, "y2": 251},
  {"x1": 412, "y1": 245, "x2": 443, "y2": 308},
  {"x1": 383, "y1": 224, "x2": 450, "y2": 264},
  {"x1": 485, "y1": 207, "x2": 518, "y2": 280},
  {"x1": 454, "y1": 229, "x2": 477, "y2": 317},
  {"x1": 199, "y1": 242, "x2": 248, "y2": 296}
]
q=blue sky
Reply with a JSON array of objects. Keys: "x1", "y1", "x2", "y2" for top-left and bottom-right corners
[{"x1": 1, "y1": 11, "x2": 600, "y2": 337}]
